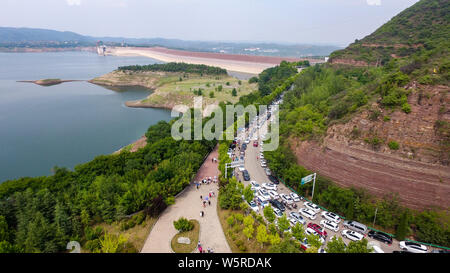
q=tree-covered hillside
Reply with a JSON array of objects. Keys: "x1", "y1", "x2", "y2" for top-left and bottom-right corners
[{"x1": 330, "y1": 0, "x2": 450, "y2": 68}]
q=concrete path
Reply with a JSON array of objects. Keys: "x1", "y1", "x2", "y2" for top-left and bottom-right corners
[{"x1": 140, "y1": 145, "x2": 231, "y2": 253}]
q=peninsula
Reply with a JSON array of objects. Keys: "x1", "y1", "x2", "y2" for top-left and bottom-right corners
[{"x1": 90, "y1": 62, "x2": 257, "y2": 111}]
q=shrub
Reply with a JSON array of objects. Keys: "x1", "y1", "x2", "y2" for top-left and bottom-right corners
[
  {"x1": 134, "y1": 213, "x2": 146, "y2": 225},
  {"x1": 209, "y1": 91, "x2": 215, "y2": 98},
  {"x1": 418, "y1": 75, "x2": 433, "y2": 85},
  {"x1": 369, "y1": 110, "x2": 381, "y2": 121},
  {"x1": 365, "y1": 137, "x2": 383, "y2": 150},
  {"x1": 402, "y1": 103, "x2": 412, "y2": 113},
  {"x1": 248, "y1": 77, "x2": 258, "y2": 83},
  {"x1": 84, "y1": 239, "x2": 101, "y2": 252},
  {"x1": 383, "y1": 116, "x2": 391, "y2": 122},
  {"x1": 173, "y1": 217, "x2": 194, "y2": 232},
  {"x1": 227, "y1": 215, "x2": 235, "y2": 227},
  {"x1": 388, "y1": 141, "x2": 400, "y2": 150}
]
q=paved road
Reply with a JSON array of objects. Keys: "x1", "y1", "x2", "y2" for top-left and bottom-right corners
[
  {"x1": 141, "y1": 146, "x2": 231, "y2": 253},
  {"x1": 236, "y1": 107, "x2": 405, "y2": 253}
]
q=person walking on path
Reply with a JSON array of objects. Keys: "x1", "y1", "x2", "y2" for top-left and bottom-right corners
[
  {"x1": 208, "y1": 200, "x2": 211, "y2": 206},
  {"x1": 200, "y1": 195, "x2": 202, "y2": 200}
]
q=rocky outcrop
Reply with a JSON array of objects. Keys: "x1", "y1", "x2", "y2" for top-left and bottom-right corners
[{"x1": 291, "y1": 85, "x2": 450, "y2": 210}]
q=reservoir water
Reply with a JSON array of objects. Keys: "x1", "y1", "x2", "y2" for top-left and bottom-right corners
[{"x1": 0, "y1": 51, "x2": 172, "y2": 182}]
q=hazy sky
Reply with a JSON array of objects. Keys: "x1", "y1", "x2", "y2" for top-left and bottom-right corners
[{"x1": 1, "y1": 0, "x2": 419, "y2": 46}]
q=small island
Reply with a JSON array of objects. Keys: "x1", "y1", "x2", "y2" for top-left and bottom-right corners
[
  {"x1": 90, "y1": 62, "x2": 257, "y2": 111},
  {"x1": 18, "y1": 78, "x2": 80, "y2": 86}
]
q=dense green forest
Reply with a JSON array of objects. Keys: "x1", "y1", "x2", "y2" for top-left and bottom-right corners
[
  {"x1": 0, "y1": 119, "x2": 216, "y2": 253},
  {"x1": 117, "y1": 62, "x2": 228, "y2": 75}
]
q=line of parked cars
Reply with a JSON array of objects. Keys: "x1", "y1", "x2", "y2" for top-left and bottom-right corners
[{"x1": 244, "y1": 93, "x2": 442, "y2": 253}]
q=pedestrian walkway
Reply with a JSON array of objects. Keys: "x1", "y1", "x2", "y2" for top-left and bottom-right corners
[{"x1": 140, "y1": 145, "x2": 231, "y2": 253}]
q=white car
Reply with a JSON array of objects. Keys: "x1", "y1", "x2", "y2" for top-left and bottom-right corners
[
  {"x1": 289, "y1": 212, "x2": 306, "y2": 225},
  {"x1": 261, "y1": 162, "x2": 267, "y2": 168},
  {"x1": 321, "y1": 211, "x2": 341, "y2": 224},
  {"x1": 250, "y1": 181, "x2": 260, "y2": 191},
  {"x1": 290, "y1": 192, "x2": 301, "y2": 202},
  {"x1": 258, "y1": 189, "x2": 270, "y2": 200},
  {"x1": 399, "y1": 241, "x2": 428, "y2": 253},
  {"x1": 305, "y1": 228, "x2": 325, "y2": 244},
  {"x1": 248, "y1": 201, "x2": 259, "y2": 213},
  {"x1": 342, "y1": 229, "x2": 364, "y2": 241},
  {"x1": 265, "y1": 168, "x2": 271, "y2": 176},
  {"x1": 268, "y1": 190, "x2": 279, "y2": 199},
  {"x1": 304, "y1": 202, "x2": 321, "y2": 213},
  {"x1": 299, "y1": 208, "x2": 316, "y2": 220},
  {"x1": 369, "y1": 243, "x2": 385, "y2": 253},
  {"x1": 257, "y1": 194, "x2": 270, "y2": 203},
  {"x1": 273, "y1": 208, "x2": 283, "y2": 218},
  {"x1": 320, "y1": 220, "x2": 339, "y2": 232},
  {"x1": 288, "y1": 217, "x2": 298, "y2": 227},
  {"x1": 280, "y1": 193, "x2": 293, "y2": 204},
  {"x1": 262, "y1": 183, "x2": 277, "y2": 191}
]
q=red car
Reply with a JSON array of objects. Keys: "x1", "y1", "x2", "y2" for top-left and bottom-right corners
[
  {"x1": 253, "y1": 141, "x2": 258, "y2": 147},
  {"x1": 307, "y1": 222, "x2": 328, "y2": 238}
]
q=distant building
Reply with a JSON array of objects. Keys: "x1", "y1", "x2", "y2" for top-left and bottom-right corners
[{"x1": 96, "y1": 41, "x2": 106, "y2": 56}]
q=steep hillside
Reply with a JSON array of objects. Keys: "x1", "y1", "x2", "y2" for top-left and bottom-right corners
[
  {"x1": 273, "y1": 0, "x2": 449, "y2": 210},
  {"x1": 329, "y1": 0, "x2": 450, "y2": 67}
]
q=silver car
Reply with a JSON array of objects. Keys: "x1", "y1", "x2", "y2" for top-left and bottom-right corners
[{"x1": 343, "y1": 220, "x2": 367, "y2": 234}]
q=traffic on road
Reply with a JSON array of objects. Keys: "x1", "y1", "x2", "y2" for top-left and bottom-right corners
[{"x1": 227, "y1": 95, "x2": 440, "y2": 253}]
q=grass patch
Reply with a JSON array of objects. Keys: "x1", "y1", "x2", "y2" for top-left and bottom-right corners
[
  {"x1": 92, "y1": 214, "x2": 157, "y2": 252},
  {"x1": 170, "y1": 219, "x2": 200, "y2": 253}
]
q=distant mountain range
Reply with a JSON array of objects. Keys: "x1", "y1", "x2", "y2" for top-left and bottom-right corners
[{"x1": 0, "y1": 27, "x2": 341, "y2": 57}]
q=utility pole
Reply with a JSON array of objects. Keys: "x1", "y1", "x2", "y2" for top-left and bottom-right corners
[
  {"x1": 373, "y1": 207, "x2": 378, "y2": 227},
  {"x1": 311, "y1": 173, "x2": 317, "y2": 202}
]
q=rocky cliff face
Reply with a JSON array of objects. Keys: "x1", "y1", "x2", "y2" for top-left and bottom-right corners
[{"x1": 291, "y1": 84, "x2": 450, "y2": 210}]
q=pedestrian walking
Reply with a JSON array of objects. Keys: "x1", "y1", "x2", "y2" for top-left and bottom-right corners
[
  {"x1": 209, "y1": 192, "x2": 211, "y2": 198},
  {"x1": 208, "y1": 200, "x2": 211, "y2": 206},
  {"x1": 200, "y1": 195, "x2": 202, "y2": 200}
]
